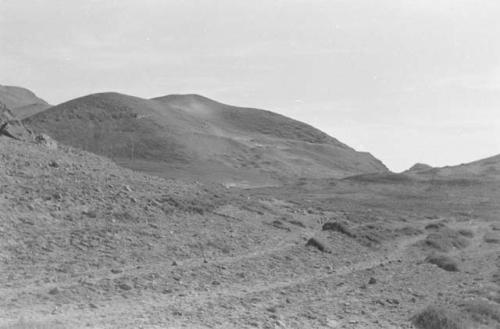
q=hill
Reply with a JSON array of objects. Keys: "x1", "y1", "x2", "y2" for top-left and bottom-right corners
[
  {"x1": 406, "y1": 154, "x2": 500, "y2": 181},
  {"x1": 24, "y1": 92, "x2": 387, "y2": 185},
  {"x1": 403, "y1": 163, "x2": 433, "y2": 173},
  {"x1": 0, "y1": 85, "x2": 51, "y2": 119}
]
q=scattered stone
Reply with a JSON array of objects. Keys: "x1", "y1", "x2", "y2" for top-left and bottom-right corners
[
  {"x1": 368, "y1": 277, "x2": 377, "y2": 284},
  {"x1": 110, "y1": 268, "x2": 122, "y2": 274},
  {"x1": 89, "y1": 303, "x2": 98, "y2": 309}
]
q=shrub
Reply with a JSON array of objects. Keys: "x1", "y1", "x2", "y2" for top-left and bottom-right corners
[
  {"x1": 425, "y1": 223, "x2": 446, "y2": 231},
  {"x1": 322, "y1": 221, "x2": 356, "y2": 238},
  {"x1": 483, "y1": 233, "x2": 500, "y2": 244},
  {"x1": 424, "y1": 228, "x2": 469, "y2": 252},
  {"x1": 425, "y1": 254, "x2": 459, "y2": 272},
  {"x1": 462, "y1": 299, "x2": 500, "y2": 324},
  {"x1": 411, "y1": 305, "x2": 465, "y2": 329},
  {"x1": 306, "y1": 237, "x2": 329, "y2": 253},
  {"x1": 457, "y1": 229, "x2": 474, "y2": 238}
]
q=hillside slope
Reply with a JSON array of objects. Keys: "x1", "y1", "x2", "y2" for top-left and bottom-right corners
[
  {"x1": 24, "y1": 92, "x2": 387, "y2": 185},
  {"x1": 0, "y1": 85, "x2": 51, "y2": 119}
]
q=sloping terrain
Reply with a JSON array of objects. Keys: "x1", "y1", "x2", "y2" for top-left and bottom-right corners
[
  {"x1": 1, "y1": 137, "x2": 499, "y2": 329},
  {"x1": 23, "y1": 92, "x2": 387, "y2": 185},
  {"x1": 0, "y1": 85, "x2": 51, "y2": 119}
]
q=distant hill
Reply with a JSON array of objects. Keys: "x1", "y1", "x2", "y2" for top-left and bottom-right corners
[
  {"x1": 24, "y1": 92, "x2": 388, "y2": 185},
  {"x1": 0, "y1": 85, "x2": 51, "y2": 119},
  {"x1": 407, "y1": 155, "x2": 500, "y2": 180}
]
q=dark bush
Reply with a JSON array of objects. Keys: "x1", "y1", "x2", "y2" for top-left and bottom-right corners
[
  {"x1": 411, "y1": 306, "x2": 465, "y2": 329},
  {"x1": 322, "y1": 221, "x2": 356, "y2": 238},
  {"x1": 425, "y1": 254, "x2": 459, "y2": 272}
]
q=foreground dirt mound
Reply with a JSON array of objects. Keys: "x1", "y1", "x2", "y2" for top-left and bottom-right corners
[{"x1": 24, "y1": 92, "x2": 387, "y2": 185}]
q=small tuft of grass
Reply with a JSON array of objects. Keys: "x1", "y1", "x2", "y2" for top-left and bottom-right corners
[{"x1": 411, "y1": 305, "x2": 465, "y2": 329}]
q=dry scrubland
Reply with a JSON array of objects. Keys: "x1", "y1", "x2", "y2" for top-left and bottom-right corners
[
  {"x1": 1, "y1": 136, "x2": 499, "y2": 329},
  {"x1": 1, "y1": 86, "x2": 499, "y2": 328}
]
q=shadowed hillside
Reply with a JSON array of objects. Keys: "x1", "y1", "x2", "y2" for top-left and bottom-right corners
[
  {"x1": 0, "y1": 85, "x2": 51, "y2": 119},
  {"x1": 24, "y1": 92, "x2": 387, "y2": 185}
]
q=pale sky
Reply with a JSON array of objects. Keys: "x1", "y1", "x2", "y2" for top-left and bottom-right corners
[{"x1": 1, "y1": 0, "x2": 499, "y2": 171}]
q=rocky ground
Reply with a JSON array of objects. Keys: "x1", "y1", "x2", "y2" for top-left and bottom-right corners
[{"x1": 1, "y1": 137, "x2": 499, "y2": 329}]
